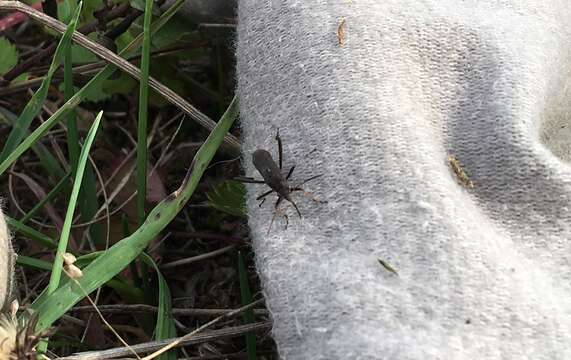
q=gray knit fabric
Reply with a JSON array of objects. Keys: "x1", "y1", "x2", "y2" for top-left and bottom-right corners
[
  {"x1": 236, "y1": 1, "x2": 571, "y2": 359},
  {"x1": 0, "y1": 208, "x2": 14, "y2": 311}
]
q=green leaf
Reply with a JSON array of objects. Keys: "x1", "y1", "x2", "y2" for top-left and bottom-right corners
[
  {"x1": 57, "y1": 0, "x2": 77, "y2": 23},
  {"x1": 129, "y1": 0, "x2": 161, "y2": 15},
  {"x1": 136, "y1": 0, "x2": 154, "y2": 225},
  {"x1": 11, "y1": 73, "x2": 29, "y2": 84},
  {"x1": 82, "y1": 0, "x2": 103, "y2": 22},
  {"x1": 0, "y1": 37, "x2": 18, "y2": 76},
  {"x1": 103, "y1": 72, "x2": 137, "y2": 95},
  {"x1": 16, "y1": 256, "x2": 52, "y2": 271},
  {"x1": 0, "y1": 2, "x2": 83, "y2": 162},
  {"x1": 0, "y1": 107, "x2": 67, "y2": 179},
  {"x1": 17, "y1": 254, "x2": 144, "y2": 303},
  {"x1": 151, "y1": 15, "x2": 193, "y2": 49},
  {"x1": 47, "y1": 110, "x2": 102, "y2": 294},
  {"x1": 70, "y1": 44, "x2": 97, "y2": 64},
  {"x1": 31, "y1": 96, "x2": 239, "y2": 332},
  {"x1": 20, "y1": 172, "x2": 72, "y2": 224},
  {"x1": 140, "y1": 254, "x2": 176, "y2": 360},
  {"x1": 5, "y1": 216, "x2": 56, "y2": 249},
  {"x1": 206, "y1": 180, "x2": 247, "y2": 217}
]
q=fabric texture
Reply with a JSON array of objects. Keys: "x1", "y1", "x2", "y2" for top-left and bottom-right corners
[
  {"x1": 236, "y1": 1, "x2": 571, "y2": 359},
  {"x1": 0, "y1": 207, "x2": 14, "y2": 311}
]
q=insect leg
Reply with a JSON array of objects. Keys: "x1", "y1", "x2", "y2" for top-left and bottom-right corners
[
  {"x1": 286, "y1": 165, "x2": 296, "y2": 180},
  {"x1": 257, "y1": 189, "x2": 275, "y2": 200},
  {"x1": 291, "y1": 187, "x2": 327, "y2": 204},
  {"x1": 257, "y1": 189, "x2": 274, "y2": 207},
  {"x1": 275, "y1": 196, "x2": 284, "y2": 209},
  {"x1": 298, "y1": 173, "x2": 324, "y2": 186},
  {"x1": 266, "y1": 206, "x2": 289, "y2": 234},
  {"x1": 267, "y1": 212, "x2": 278, "y2": 235},
  {"x1": 234, "y1": 176, "x2": 266, "y2": 184},
  {"x1": 287, "y1": 199, "x2": 302, "y2": 218},
  {"x1": 276, "y1": 129, "x2": 283, "y2": 170},
  {"x1": 283, "y1": 212, "x2": 289, "y2": 229},
  {"x1": 267, "y1": 200, "x2": 285, "y2": 235}
]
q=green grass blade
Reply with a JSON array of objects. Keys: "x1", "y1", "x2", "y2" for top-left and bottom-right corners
[
  {"x1": 0, "y1": 107, "x2": 66, "y2": 180},
  {"x1": 65, "y1": 36, "x2": 79, "y2": 173},
  {"x1": 46, "y1": 110, "x2": 103, "y2": 294},
  {"x1": 20, "y1": 171, "x2": 71, "y2": 224},
  {"x1": 0, "y1": 69, "x2": 109, "y2": 177},
  {"x1": 0, "y1": 1, "x2": 82, "y2": 162},
  {"x1": 140, "y1": 253, "x2": 176, "y2": 360},
  {"x1": 16, "y1": 256, "x2": 52, "y2": 271},
  {"x1": 137, "y1": 0, "x2": 154, "y2": 225},
  {"x1": 122, "y1": 214, "x2": 142, "y2": 287},
  {"x1": 0, "y1": 0, "x2": 187, "y2": 178},
  {"x1": 5, "y1": 216, "x2": 56, "y2": 249},
  {"x1": 17, "y1": 255, "x2": 144, "y2": 302},
  {"x1": 78, "y1": 164, "x2": 103, "y2": 245},
  {"x1": 238, "y1": 251, "x2": 256, "y2": 360},
  {"x1": 125, "y1": 0, "x2": 186, "y2": 55},
  {"x1": 31, "y1": 96, "x2": 238, "y2": 331}
]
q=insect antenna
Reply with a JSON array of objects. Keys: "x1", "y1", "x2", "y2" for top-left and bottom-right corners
[{"x1": 298, "y1": 173, "x2": 324, "y2": 186}]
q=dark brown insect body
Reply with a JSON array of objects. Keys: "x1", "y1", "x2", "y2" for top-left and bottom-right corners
[
  {"x1": 236, "y1": 131, "x2": 324, "y2": 231},
  {"x1": 252, "y1": 149, "x2": 299, "y2": 213}
]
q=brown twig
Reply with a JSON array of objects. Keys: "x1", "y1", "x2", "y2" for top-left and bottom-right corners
[
  {"x1": 0, "y1": 3, "x2": 133, "y2": 84},
  {"x1": 58, "y1": 322, "x2": 271, "y2": 359},
  {"x1": 70, "y1": 304, "x2": 268, "y2": 317},
  {"x1": 171, "y1": 231, "x2": 246, "y2": 243},
  {"x1": 160, "y1": 244, "x2": 236, "y2": 269},
  {"x1": 103, "y1": 7, "x2": 141, "y2": 40}
]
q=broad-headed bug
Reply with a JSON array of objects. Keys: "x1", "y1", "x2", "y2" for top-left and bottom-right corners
[{"x1": 236, "y1": 130, "x2": 325, "y2": 232}]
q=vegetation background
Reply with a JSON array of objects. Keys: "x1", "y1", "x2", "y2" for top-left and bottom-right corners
[{"x1": 0, "y1": 0, "x2": 275, "y2": 358}]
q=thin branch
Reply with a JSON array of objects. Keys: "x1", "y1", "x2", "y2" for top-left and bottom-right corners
[
  {"x1": 70, "y1": 304, "x2": 269, "y2": 317},
  {"x1": 58, "y1": 321, "x2": 271, "y2": 359},
  {"x1": 160, "y1": 245, "x2": 236, "y2": 269}
]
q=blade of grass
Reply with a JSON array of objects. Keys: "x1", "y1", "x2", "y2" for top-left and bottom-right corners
[
  {"x1": 62, "y1": 8, "x2": 103, "y2": 247},
  {"x1": 0, "y1": 1, "x2": 82, "y2": 162},
  {"x1": 31, "y1": 96, "x2": 239, "y2": 331},
  {"x1": 16, "y1": 255, "x2": 51, "y2": 270},
  {"x1": 46, "y1": 110, "x2": 103, "y2": 294},
  {"x1": 238, "y1": 251, "x2": 256, "y2": 360},
  {"x1": 64, "y1": 23, "x2": 79, "y2": 173},
  {"x1": 5, "y1": 216, "x2": 56, "y2": 249},
  {"x1": 0, "y1": 107, "x2": 66, "y2": 180},
  {"x1": 137, "y1": 0, "x2": 154, "y2": 225},
  {"x1": 0, "y1": 0, "x2": 190, "y2": 177},
  {"x1": 122, "y1": 214, "x2": 142, "y2": 288},
  {"x1": 77, "y1": 164, "x2": 103, "y2": 245},
  {"x1": 140, "y1": 253, "x2": 176, "y2": 360},
  {"x1": 16, "y1": 255, "x2": 144, "y2": 301},
  {"x1": 20, "y1": 171, "x2": 71, "y2": 224}
]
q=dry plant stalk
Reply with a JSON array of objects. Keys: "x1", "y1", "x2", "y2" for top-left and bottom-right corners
[
  {"x1": 337, "y1": 18, "x2": 346, "y2": 46},
  {"x1": 448, "y1": 155, "x2": 474, "y2": 188},
  {"x1": 377, "y1": 258, "x2": 398, "y2": 275}
]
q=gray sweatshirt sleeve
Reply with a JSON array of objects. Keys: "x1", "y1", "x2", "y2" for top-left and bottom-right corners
[{"x1": 236, "y1": 0, "x2": 571, "y2": 359}]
